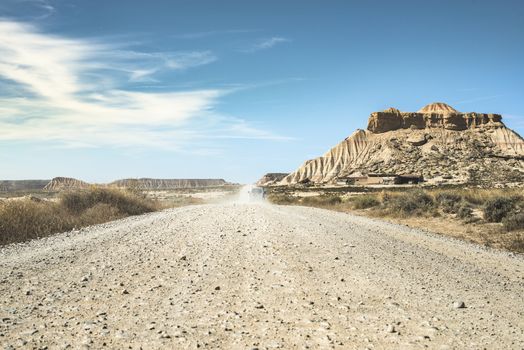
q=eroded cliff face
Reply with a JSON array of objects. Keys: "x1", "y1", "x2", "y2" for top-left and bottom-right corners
[
  {"x1": 280, "y1": 103, "x2": 524, "y2": 186},
  {"x1": 43, "y1": 177, "x2": 90, "y2": 191},
  {"x1": 256, "y1": 173, "x2": 289, "y2": 186},
  {"x1": 367, "y1": 104, "x2": 503, "y2": 133}
]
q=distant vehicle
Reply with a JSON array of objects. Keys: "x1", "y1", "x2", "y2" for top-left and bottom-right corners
[{"x1": 249, "y1": 187, "x2": 265, "y2": 200}]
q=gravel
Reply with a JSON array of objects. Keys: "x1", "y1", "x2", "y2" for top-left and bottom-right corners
[{"x1": 0, "y1": 203, "x2": 523, "y2": 349}]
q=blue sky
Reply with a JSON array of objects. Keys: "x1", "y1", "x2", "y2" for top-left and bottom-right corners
[{"x1": 0, "y1": 0, "x2": 523, "y2": 183}]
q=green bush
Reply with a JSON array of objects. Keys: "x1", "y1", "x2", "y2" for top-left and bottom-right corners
[
  {"x1": 302, "y1": 195, "x2": 342, "y2": 206},
  {"x1": 483, "y1": 197, "x2": 515, "y2": 223},
  {"x1": 435, "y1": 192, "x2": 463, "y2": 214},
  {"x1": 351, "y1": 195, "x2": 380, "y2": 209},
  {"x1": 502, "y1": 212, "x2": 524, "y2": 232},
  {"x1": 389, "y1": 191, "x2": 434, "y2": 216},
  {"x1": 267, "y1": 194, "x2": 298, "y2": 205},
  {"x1": 457, "y1": 205, "x2": 473, "y2": 219}
]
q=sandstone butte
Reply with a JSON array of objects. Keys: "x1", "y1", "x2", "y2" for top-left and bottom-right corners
[{"x1": 279, "y1": 103, "x2": 524, "y2": 186}]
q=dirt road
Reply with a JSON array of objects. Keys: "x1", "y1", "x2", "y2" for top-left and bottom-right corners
[{"x1": 1, "y1": 203, "x2": 523, "y2": 349}]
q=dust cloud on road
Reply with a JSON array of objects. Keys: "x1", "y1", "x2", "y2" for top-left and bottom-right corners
[{"x1": 1, "y1": 203, "x2": 523, "y2": 349}]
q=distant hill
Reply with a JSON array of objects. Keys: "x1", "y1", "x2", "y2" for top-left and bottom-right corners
[
  {"x1": 109, "y1": 178, "x2": 229, "y2": 189},
  {"x1": 0, "y1": 180, "x2": 50, "y2": 192},
  {"x1": 279, "y1": 103, "x2": 524, "y2": 186},
  {"x1": 43, "y1": 177, "x2": 90, "y2": 191}
]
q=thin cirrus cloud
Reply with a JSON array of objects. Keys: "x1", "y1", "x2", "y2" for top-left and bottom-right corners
[
  {"x1": 0, "y1": 20, "x2": 285, "y2": 151},
  {"x1": 242, "y1": 36, "x2": 291, "y2": 53}
]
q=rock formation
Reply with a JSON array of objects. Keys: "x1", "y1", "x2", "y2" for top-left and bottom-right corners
[
  {"x1": 110, "y1": 178, "x2": 229, "y2": 190},
  {"x1": 256, "y1": 173, "x2": 289, "y2": 186},
  {"x1": 43, "y1": 177, "x2": 90, "y2": 191},
  {"x1": 280, "y1": 103, "x2": 524, "y2": 186},
  {"x1": 366, "y1": 102, "x2": 503, "y2": 133}
]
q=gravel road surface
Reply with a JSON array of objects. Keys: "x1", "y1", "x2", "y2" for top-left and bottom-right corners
[{"x1": 1, "y1": 203, "x2": 523, "y2": 349}]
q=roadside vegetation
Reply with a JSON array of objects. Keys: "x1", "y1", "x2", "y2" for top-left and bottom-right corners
[
  {"x1": 0, "y1": 187, "x2": 162, "y2": 246},
  {"x1": 267, "y1": 187, "x2": 524, "y2": 253}
]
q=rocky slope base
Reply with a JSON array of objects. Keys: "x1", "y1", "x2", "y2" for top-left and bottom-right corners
[
  {"x1": 256, "y1": 173, "x2": 289, "y2": 186},
  {"x1": 280, "y1": 103, "x2": 524, "y2": 185}
]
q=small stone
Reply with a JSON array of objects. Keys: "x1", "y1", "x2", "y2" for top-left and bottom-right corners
[
  {"x1": 453, "y1": 301, "x2": 466, "y2": 309},
  {"x1": 214, "y1": 286, "x2": 220, "y2": 291},
  {"x1": 386, "y1": 324, "x2": 396, "y2": 333},
  {"x1": 121, "y1": 289, "x2": 129, "y2": 295}
]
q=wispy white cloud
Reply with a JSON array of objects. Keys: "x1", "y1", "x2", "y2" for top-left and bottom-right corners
[
  {"x1": 454, "y1": 95, "x2": 501, "y2": 105},
  {"x1": 0, "y1": 20, "x2": 286, "y2": 151},
  {"x1": 0, "y1": 0, "x2": 55, "y2": 20},
  {"x1": 242, "y1": 36, "x2": 290, "y2": 53},
  {"x1": 172, "y1": 29, "x2": 254, "y2": 39}
]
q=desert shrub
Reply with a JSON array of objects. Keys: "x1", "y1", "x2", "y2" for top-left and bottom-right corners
[
  {"x1": 388, "y1": 190, "x2": 434, "y2": 216},
  {"x1": 435, "y1": 192, "x2": 463, "y2": 213},
  {"x1": 60, "y1": 187, "x2": 157, "y2": 215},
  {"x1": 302, "y1": 195, "x2": 342, "y2": 207},
  {"x1": 351, "y1": 194, "x2": 380, "y2": 209},
  {"x1": 0, "y1": 188, "x2": 160, "y2": 246},
  {"x1": 457, "y1": 204, "x2": 474, "y2": 220},
  {"x1": 502, "y1": 212, "x2": 524, "y2": 232},
  {"x1": 267, "y1": 194, "x2": 298, "y2": 205},
  {"x1": 483, "y1": 197, "x2": 515, "y2": 223},
  {"x1": 79, "y1": 203, "x2": 123, "y2": 225},
  {"x1": 0, "y1": 200, "x2": 75, "y2": 245}
]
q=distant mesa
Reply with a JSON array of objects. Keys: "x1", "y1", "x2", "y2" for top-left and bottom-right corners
[
  {"x1": 0, "y1": 180, "x2": 50, "y2": 192},
  {"x1": 367, "y1": 102, "x2": 503, "y2": 134},
  {"x1": 0, "y1": 177, "x2": 233, "y2": 192},
  {"x1": 43, "y1": 177, "x2": 90, "y2": 191},
  {"x1": 110, "y1": 178, "x2": 229, "y2": 190},
  {"x1": 275, "y1": 103, "x2": 524, "y2": 186}
]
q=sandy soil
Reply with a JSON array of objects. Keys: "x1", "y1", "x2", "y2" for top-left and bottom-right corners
[{"x1": 1, "y1": 203, "x2": 523, "y2": 349}]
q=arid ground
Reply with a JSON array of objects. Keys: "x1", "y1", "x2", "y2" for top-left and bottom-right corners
[{"x1": 1, "y1": 203, "x2": 523, "y2": 349}]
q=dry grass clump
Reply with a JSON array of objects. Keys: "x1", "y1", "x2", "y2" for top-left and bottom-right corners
[
  {"x1": 0, "y1": 187, "x2": 160, "y2": 246},
  {"x1": 60, "y1": 187, "x2": 157, "y2": 215},
  {"x1": 267, "y1": 193, "x2": 299, "y2": 205},
  {"x1": 502, "y1": 212, "x2": 524, "y2": 232},
  {"x1": 349, "y1": 194, "x2": 380, "y2": 209}
]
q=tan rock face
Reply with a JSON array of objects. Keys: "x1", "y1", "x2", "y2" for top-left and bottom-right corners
[
  {"x1": 367, "y1": 104, "x2": 503, "y2": 134},
  {"x1": 256, "y1": 173, "x2": 289, "y2": 186},
  {"x1": 280, "y1": 103, "x2": 524, "y2": 186}
]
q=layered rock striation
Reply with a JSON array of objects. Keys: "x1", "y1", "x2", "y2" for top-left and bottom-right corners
[
  {"x1": 43, "y1": 177, "x2": 90, "y2": 191},
  {"x1": 367, "y1": 103, "x2": 503, "y2": 133},
  {"x1": 280, "y1": 103, "x2": 524, "y2": 186}
]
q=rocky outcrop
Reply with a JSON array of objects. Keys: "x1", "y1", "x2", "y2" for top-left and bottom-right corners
[
  {"x1": 110, "y1": 178, "x2": 228, "y2": 190},
  {"x1": 43, "y1": 177, "x2": 90, "y2": 191},
  {"x1": 256, "y1": 173, "x2": 289, "y2": 186},
  {"x1": 367, "y1": 103, "x2": 504, "y2": 133},
  {"x1": 280, "y1": 103, "x2": 524, "y2": 186}
]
